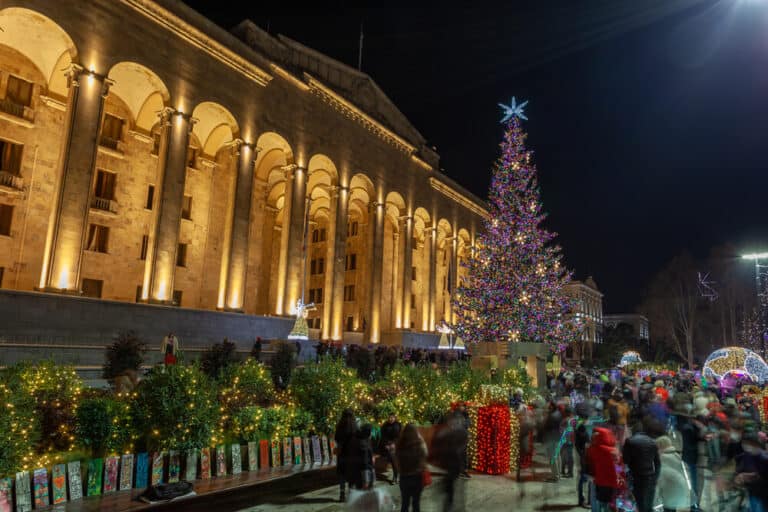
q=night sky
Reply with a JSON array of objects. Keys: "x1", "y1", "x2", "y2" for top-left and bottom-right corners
[{"x1": 185, "y1": 0, "x2": 768, "y2": 313}]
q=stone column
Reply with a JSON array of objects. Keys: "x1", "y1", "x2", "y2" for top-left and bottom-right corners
[
  {"x1": 365, "y1": 201, "x2": 385, "y2": 343},
  {"x1": 390, "y1": 230, "x2": 400, "y2": 331},
  {"x1": 328, "y1": 186, "x2": 349, "y2": 340},
  {"x1": 275, "y1": 165, "x2": 307, "y2": 315},
  {"x1": 320, "y1": 186, "x2": 339, "y2": 339},
  {"x1": 218, "y1": 141, "x2": 258, "y2": 311},
  {"x1": 449, "y1": 236, "x2": 459, "y2": 324},
  {"x1": 400, "y1": 216, "x2": 413, "y2": 330},
  {"x1": 427, "y1": 226, "x2": 437, "y2": 331},
  {"x1": 40, "y1": 65, "x2": 112, "y2": 292},
  {"x1": 141, "y1": 108, "x2": 194, "y2": 303}
]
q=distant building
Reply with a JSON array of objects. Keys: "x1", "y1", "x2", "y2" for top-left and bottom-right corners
[
  {"x1": 604, "y1": 314, "x2": 650, "y2": 342},
  {"x1": 564, "y1": 277, "x2": 603, "y2": 365}
]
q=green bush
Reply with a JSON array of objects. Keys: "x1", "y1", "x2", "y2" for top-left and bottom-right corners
[
  {"x1": 219, "y1": 359, "x2": 275, "y2": 411},
  {"x1": 75, "y1": 396, "x2": 132, "y2": 457},
  {"x1": 291, "y1": 359, "x2": 365, "y2": 434},
  {"x1": 499, "y1": 364, "x2": 533, "y2": 397},
  {"x1": 103, "y1": 330, "x2": 147, "y2": 380},
  {"x1": 132, "y1": 364, "x2": 219, "y2": 451},
  {"x1": 0, "y1": 369, "x2": 38, "y2": 476},
  {"x1": 231, "y1": 405, "x2": 307, "y2": 442},
  {"x1": 200, "y1": 338, "x2": 239, "y2": 380},
  {"x1": 444, "y1": 361, "x2": 487, "y2": 401},
  {"x1": 385, "y1": 364, "x2": 457, "y2": 425}
]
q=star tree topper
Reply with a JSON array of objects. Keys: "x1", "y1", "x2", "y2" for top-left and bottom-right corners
[{"x1": 498, "y1": 96, "x2": 528, "y2": 123}]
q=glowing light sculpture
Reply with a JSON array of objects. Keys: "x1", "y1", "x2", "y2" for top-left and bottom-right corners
[
  {"x1": 703, "y1": 346, "x2": 768, "y2": 384},
  {"x1": 618, "y1": 351, "x2": 642, "y2": 367}
]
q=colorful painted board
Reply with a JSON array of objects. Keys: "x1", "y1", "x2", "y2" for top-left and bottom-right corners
[
  {"x1": 282, "y1": 437, "x2": 292, "y2": 466},
  {"x1": 15, "y1": 471, "x2": 31, "y2": 512},
  {"x1": 329, "y1": 439, "x2": 337, "y2": 463},
  {"x1": 322, "y1": 435, "x2": 331, "y2": 464},
  {"x1": 199, "y1": 448, "x2": 211, "y2": 480},
  {"x1": 259, "y1": 440, "x2": 269, "y2": 469},
  {"x1": 87, "y1": 459, "x2": 103, "y2": 496},
  {"x1": 67, "y1": 461, "x2": 82, "y2": 501},
  {"x1": 247, "y1": 442, "x2": 258, "y2": 471},
  {"x1": 103, "y1": 456, "x2": 119, "y2": 493},
  {"x1": 150, "y1": 452, "x2": 163, "y2": 486},
  {"x1": 185, "y1": 451, "x2": 197, "y2": 481},
  {"x1": 231, "y1": 444, "x2": 242, "y2": 475},
  {"x1": 293, "y1": 437, "x2": 302, "y2": 465},
  {"x1": 311, "y1": 436, "x2": 322, "y2": 464},
  {"x1": 119, "y1": 454, "x2": 134, "y2": 491},
  {"x1": 52, "y1": 464, "x2": 67, "y2": 504},
  {"x1": 303, "y1": 438, "x2": 312, "y2": 466},
  {"x1": 215, "y1": 446, "x2": 226, "y2": 477},
  {"x1": 33, "y1": 468, "x2": 49, "y2": 509},
  {"x1": 0, "y1": 477, "x2": 11, "y2": 512},
  {"x1": 134, "y1": 453, "x2": 149, "y2": 489},
  {"x1": 168, "y1": 451, "x2": 180, "y2": 483},
  {"x1": 270, "y1": 440, "x2": 280, "y2": 467}
]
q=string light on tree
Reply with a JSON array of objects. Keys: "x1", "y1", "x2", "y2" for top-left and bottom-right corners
[{"x1": 453, "y1": 98, "x2": 580, "y2": 351}]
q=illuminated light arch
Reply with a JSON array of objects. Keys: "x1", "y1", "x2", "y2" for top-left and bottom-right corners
[
  {"x1": 703, "y1": 346, "x2": 768, "y2": 384},
  {"x1": 618, "y1": 350, "x2": 642, "y2": 367}
]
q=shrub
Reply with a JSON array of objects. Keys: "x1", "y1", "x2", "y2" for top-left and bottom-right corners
[
  {"x1": 500, "y1": 364, "x2": 533, "y2": 398},
  {"x1": 219, "y1": 359, "x2": 275, "y2": 411},
  {"x1": 0, "y1": 370, "x2": 38, "y2": 476},
  {"x1": 103, "y1": 330, "x2": 147, "y2": 380},
  {"x1": 200, "y1": 338, "x2": 239, "y2": 380},
  {"x1": 386, "y1": 364, "x2": 458, "y2": 425},
  {"x1": 291, "y1": 359, "x2": 366, "y2": 434},
  {"x1": 271, "y1": 342, "x2": 296, "y2": 390},
  {"x1": 444, "y1": 361, "x2": 486, "y2": 401},
  {"x1": 75, "y1": 396, "x2": 132, "y2": 457},
  {"x1": 231, "y1": 405, "x2": 300, "y2": 442},
  {"x1": 132, "y1": 364, "x2": 219, "y2": 451}
]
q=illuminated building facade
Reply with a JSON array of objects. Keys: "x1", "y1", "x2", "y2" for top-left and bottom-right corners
[
  {"x1": 564, "y1": 277, "x2": 603, "y2": 364},
  {"x1": 0, "y1": 0, "x2": 486, "y2": 346}
]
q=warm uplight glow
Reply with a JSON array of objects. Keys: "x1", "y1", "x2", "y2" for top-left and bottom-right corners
[
  {"x1": 742, "y1": 252, "x2": 768, "y2": 260},
  {"x1": 56, "y1": 267, "x2": 70, "y2": 290}
]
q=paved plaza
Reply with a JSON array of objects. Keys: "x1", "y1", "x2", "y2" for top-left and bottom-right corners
[{"x1": 234, "y1": 450, "x2": 581, "y2": 512}]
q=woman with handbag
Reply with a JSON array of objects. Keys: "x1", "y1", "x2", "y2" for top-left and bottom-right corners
[{"x1": 396, "y1": 424, "x2": 428, "y2": 512}]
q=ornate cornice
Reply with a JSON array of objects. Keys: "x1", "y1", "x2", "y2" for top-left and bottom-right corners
[
  {"x1": 411, "y1": 154, "x2": 433, "y2": 171},
  {"x1": 269, "y1": 64, "x2": 310, "y2": 91},
  {"x1": 304, "y1": 74, "x2": 416, "y2": 155},
  {"x1": 428, "y1": 177, "x2": 489, "y2": 219},
  {"x1": 121, "y1": 0, "x2": 272, "y2": 87}
]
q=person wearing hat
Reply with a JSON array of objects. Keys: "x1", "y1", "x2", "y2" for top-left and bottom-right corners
[
  {"x1": 605, "y1": 388, "x2": 629, "y2": 446},
  {"x1": 654, "y1": 380, "x2": 669, "y2": 403},
  {"x1": 735, "y1": 431, "x2": 768, "y2": 512}
]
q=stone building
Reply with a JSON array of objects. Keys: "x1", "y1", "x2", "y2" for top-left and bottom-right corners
[
  {"x1": 603, "y1": 314, "x2": 649, "y2": 342},
  {"x1": 564, "y1": 277, "x2": 603, "y2": 364},
  {"x1": 0, "y1": 0, "x2": 487, "y2": 351}
]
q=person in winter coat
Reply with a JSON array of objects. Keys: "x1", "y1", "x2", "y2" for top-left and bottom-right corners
[
  {"x1": 586, "y1": 427, "x2": 625, "y2": 512},
  {"x1": 735, "y1": 431, "x2": 768, "y2": 512},
  {"x1": 433, "y1": 410, "x2": 468, "y2": 512},
  {"x1": 544, "y1": 401, "x2": 564, "y2": 482},
  {"x1": 623, "y1": 423, "x2": 661, "y2": 512},
  {"x1": 381, "y1": 414, "x2": 403, "y2": 484},
  {"x1": 396, "y1": 424, "x2": 428, "y2": 512},
  {"x1": 606, "y1": 389, "x2": 630, "y2": 446},
  {"x1": 346, "y1": 423, "x2": 375, "y2": 491},
  {"x1": 655, "y1": 435, "x2": 693, "y2": 512},
  {"x1": 334, "y1": 409, "x2": 357, "y2": 502}
]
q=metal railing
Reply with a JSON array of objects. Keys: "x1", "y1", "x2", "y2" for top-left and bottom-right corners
[
  {"x1": 0, "y1": 97, "x2": 34, "y2": 122},
  {"x1": 91, "y1": 196, "x2": 117, "y2": 213},
  {"x1": 99, "y1": 135, "x2": 120, "y2": 150},
  {"x1": 0, "y1": 170, "x2": 23, "y2": 190}
]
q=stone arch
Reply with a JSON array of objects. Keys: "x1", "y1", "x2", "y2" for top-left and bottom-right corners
[
  {"x1": 0, "y1": 7, "x2": 78, "y2": 97},
  {"x1": 412, "y1": 207, "x2": 432, "y2": 331},
  {"x1": 435, "y1": 218, "x2": 454, "y2": 326},
  {"x1": 191, "y1": 101, "x2": 239, "y2": 157},
  {"x1": 106, "y1": 62, "x2": 170, "y2": 132},
  {"x1": 382, "y1": 191, "x2": 407, "y2": 331}
]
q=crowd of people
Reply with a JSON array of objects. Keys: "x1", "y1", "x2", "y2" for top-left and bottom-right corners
[
  {"x1": 534, "y1": 369, "x2": 768, "y2": 512},
  {"x1": 334, "y1": 407, "x2": 471, "y2": 512}
]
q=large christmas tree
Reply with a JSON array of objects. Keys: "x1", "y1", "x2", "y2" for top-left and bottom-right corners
[{"x1": 453, "y1": 98, "x2": 580, "y2": 352}]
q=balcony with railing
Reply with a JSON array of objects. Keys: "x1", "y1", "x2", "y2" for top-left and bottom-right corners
[
  {"x1": 0, "y1": 98, "x2": 34, "y2": 123},
  {"x1": 99, "y1": 135, "x2": 120, "y2": 151},
  {"x1": 91, "y1": 196, "x2": 117, "y2": 214},
  {"x1": 0, "y1": 170, "x2": 23, "y2": 191}
]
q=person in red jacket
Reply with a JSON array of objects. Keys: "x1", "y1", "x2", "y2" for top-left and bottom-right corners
[{"x1": 586, "y1": 427, "x2": 626, "y2": 512}]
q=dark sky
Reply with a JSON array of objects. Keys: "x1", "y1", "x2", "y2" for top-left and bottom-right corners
[{"x1": 184, "y1": 0, "x2": 768, "y2": 313}]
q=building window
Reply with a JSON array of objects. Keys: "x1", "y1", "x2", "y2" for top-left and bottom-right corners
[
  {"x1": 173, "y1": 290, "x2": 183, "y2": 306},
  {"x1": 135, "y1": 285, "x2": 142, "y2": 302},
  {"x1": 411, "y1": 294, "x2": 416, "y2": 308},
  {"x1": 5, "y1": 75, "x2": 33, "y2": 106},
  {"x1": 344, "y1": 285, "x2": 355, "y2": 302},
  {"x1": 0, "y1": 267, "x2": 4, "y2": 288},
  {"x1": 347, "y1": 221, "x2": 358, "y2": 237},
  {"x1": 145, "y1": 185, "x2": 154, "y2": 210},
  {"x1": 345, "y1": 253, "x2": 357, "y2": 271},
  {"x1": 181, "y1": 195, "x2": 192, "y2": 220},
  {"x1": 0, "y1": 140, "x2": 22, "y2": 176},
  {"x1": 93, "y1": 169, "x2": 116, "y2": 201},
  {"x1": 100, "y1": 114, "x2": 123, "y2": 150},
  {"x1": 186, "y1": 147, "x2": 198, "y2": 168},
  {"x1": 85, "y1": 224, "x2": 109, "y2": 253},
  {"x1": 140, "y1": 235, "x2": 149, "y2": 260},
  {"x1": 176, "y1": 243, "x2": 187, "y2": 267},
  {"x1": 411, "y1": 266, "x2": 417, "y2": 281},
  {"x1": 151, "y1": 128, "x2": 161, "y2": 155},
  {"x1": 310, "y1": 258, "x2": 325, "y2": 275},
  {"x1": 81, "y1": 278, "x2": 103, "y2": 298},
  {"x1": 312, "y1": 228, "x2": 326, "y2": 242},
  {"x1": 309, "y1": 288, "x2": 323, "y2": 304},
  {"x1": 0, "y1": 204, "x2": 12, "y2": 236},
  {"x1": 346, "y1": 316, "x2": 354, "y2": 332}
]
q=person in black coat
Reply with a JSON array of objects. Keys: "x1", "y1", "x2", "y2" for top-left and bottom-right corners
[
  {"x1": 334, "y1": 409, "x2": 356, "y2": 502},
  {"x1": 345, "y1": 424, "x2": 374, "y2": 490},
  {"x1": 380, "y1": 414, "x2": 402, "y2": 484},
  {"x1": 622, "y1": 422, "x2": 661, "y2": 512}
]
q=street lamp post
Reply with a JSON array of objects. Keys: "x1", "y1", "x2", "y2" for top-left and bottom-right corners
[{"x1": 742, "y1": 252, "x2": 768, "y2": 359}]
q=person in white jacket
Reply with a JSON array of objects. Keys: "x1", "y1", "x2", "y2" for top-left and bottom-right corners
[{"x1": 655, "y1": 435, "x2": 694, "y2": 512}]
